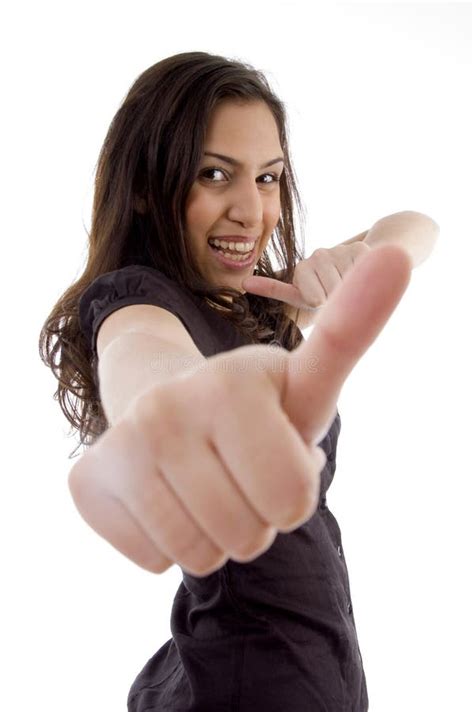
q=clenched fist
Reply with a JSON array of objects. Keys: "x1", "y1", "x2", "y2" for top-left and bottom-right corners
[{"x1": 68, "y1": 245, "x2": 411, "y2": 578}]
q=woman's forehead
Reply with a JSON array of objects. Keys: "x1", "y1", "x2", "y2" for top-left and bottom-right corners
[{"x1": 203, "y1": 101, "x2": 283, "y2": 163}]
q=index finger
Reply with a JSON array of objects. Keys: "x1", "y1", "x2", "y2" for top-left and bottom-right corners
[{"x1": 242, "y1": 275, "x2": 312, "y2": 310}]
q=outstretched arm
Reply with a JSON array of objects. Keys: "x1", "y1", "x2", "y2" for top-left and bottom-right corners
[
  {"x1": 247, "y1": 211, "x2": 439, "y2": 331},
  {"x1": 354, "y1": 210, "x2": 439, "y2": 269}
]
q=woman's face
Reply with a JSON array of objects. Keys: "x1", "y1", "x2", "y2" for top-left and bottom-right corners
[{"x1": 184, "y1": 100, "x2": 285, "y2": 294}]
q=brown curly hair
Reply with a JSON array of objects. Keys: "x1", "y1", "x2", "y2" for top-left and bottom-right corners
[{"x1": 38, "y1": 51, "x2": 307, "y2": 459}]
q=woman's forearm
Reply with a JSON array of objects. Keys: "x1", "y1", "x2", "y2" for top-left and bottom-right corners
[{"x1": 363, "y1": 210, "x2": 440, "y2": 268}]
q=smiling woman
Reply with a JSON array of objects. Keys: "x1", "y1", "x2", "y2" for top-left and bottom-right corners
[
  {"x1": 39, "y1": 53, "x2": 307, "y2": 453},
  {"x1": 38, "y1": 51, "x2": 370, "y2": 712},
  {"x1": 184, "y1": 100, "x2": 286, "y2": 290}
]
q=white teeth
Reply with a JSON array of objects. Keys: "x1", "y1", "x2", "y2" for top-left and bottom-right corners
[
  {"x1": 216, "y1": 249, "x2": 252, "y2": 262},
  {"x1": 209, "y1": 238, "x2": 256, "y2": 252}
]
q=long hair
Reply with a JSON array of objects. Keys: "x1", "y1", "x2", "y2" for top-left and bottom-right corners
[{"x1": 38, "y1": 51, "x2": 307, "y2": 458}]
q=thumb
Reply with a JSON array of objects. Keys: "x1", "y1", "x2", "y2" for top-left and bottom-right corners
[{"x1": 282, "y1": 244, "x2": 412, "y2": 445}]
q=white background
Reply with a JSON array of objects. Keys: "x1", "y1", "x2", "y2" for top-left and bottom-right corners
[{"x1": 1, "y1": 1, "x2": 472, "y2": 710}]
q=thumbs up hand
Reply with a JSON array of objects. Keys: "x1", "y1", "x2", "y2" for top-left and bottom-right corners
[{"x1": 68, "y1": 245, "x2": 411, "y2": 578}]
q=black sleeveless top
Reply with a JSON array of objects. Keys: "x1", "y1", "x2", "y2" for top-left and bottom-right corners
[{"x1": 79, "y1": 265, "x2": 369, "y2": 712}]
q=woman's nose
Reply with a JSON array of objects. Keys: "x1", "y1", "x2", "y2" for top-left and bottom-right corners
[{"x1": 226, "y1": 181, "x2": 264, "y2": 226}]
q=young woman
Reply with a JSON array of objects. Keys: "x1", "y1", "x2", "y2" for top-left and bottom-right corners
[{"x1": 39, "y1": 51, "x2": 436, "y2": 711}]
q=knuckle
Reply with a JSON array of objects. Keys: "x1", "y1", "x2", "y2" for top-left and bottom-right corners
[
  {"x1": 169, "y1": 529, "x2": 203, "y2": 562},
  {"x1": 230, "y1": 525, "x2": 277, "y2": 562},
  {"x1": 295, "y1": 282, "x2": 323, "y2": 309},
  {"x1": 174, "y1": 532, "x2": 227, "y2": 576},
  {"x1": 145, "y1": 554, "x2": 173, "y2": 575},
  {"x1": 129, "y1": 386, "x2": 163, "y2": 435},
  {"x1": 304, "y1": 294, "x2": 323, "y2": 309},
  {"x1": 197, "y1": 362, "x2": 233, "y2": 402},
  {"x1": 354, "y1": 241, "x2": 370, "y2": 254},
  {"x1": 312, "y1": 446, "x2": 327, "y2": 472},
  {"x1": 131, "y1": 387, "x2": 184, "y2": 455},
  {"x1": 185, "y1": 550, "x2": 229, "y2": 578},
  {"x1": 277, "y1": 482, "x2": 316, "y2": 531}
]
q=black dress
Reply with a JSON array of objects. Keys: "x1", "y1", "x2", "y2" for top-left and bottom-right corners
[{"x1": 79, "y1": 265, "x2": 369, "y2": 712}]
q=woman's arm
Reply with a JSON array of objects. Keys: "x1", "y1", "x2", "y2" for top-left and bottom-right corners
[
  {"x1": 327, "y1": 210, "x2": 439, "y2": 268},
  {"x1": 283, "y1": 211, "x2": 439, "y2": 329},
  {"x1": 96, "y1": 304, "x2": 206, "y2": 426},
  {"x1": 360, "y1": 210, "x2": 439, "y2": 268},
  {"x1": 339, "y1": 228, "x2": 370, "y2": 246}
]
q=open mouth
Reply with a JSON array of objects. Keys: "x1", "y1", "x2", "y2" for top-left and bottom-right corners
[{"x1": 207, "y1": 240, "x2": 257, "y2": 269}]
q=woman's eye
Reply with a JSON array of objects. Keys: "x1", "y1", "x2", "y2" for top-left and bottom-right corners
[
  {"x1": 260, "y1": 173, "x2": 280, "y2": 184},
  {"x1": 199, "y1": 167, "x2": 280, "y2": 184},
  {"x1": 200, "y1": 167, "x2": 226, "y2": 181}
]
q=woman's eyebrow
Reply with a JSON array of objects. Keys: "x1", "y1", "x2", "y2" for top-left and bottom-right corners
[{"x1": 203, "y1": 151, "x2": 285, "y2": 169}]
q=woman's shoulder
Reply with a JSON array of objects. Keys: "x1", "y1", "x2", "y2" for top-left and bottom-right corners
[
  {"x1": 78, "y1": 264, "x2": 197, "y2": 315},
  {"x1": 78, "y1": 264, "x2": 247, "y2": 360}
]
